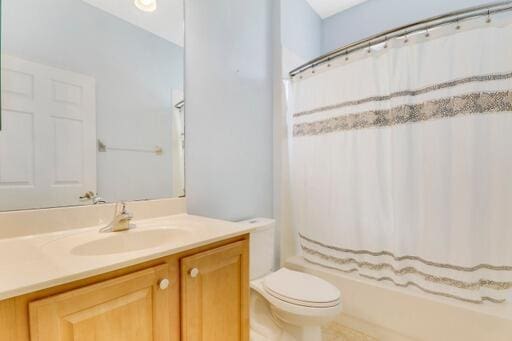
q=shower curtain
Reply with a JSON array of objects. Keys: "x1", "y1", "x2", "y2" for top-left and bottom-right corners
[{"x1": 288, "y1": 14, "x2": 512, "y2": 304}]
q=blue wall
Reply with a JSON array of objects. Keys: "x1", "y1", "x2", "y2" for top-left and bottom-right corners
[
  {"x1": 322, "y1": 0, "x2": 497, "y2": 53},
  {"x1": 281, "y1": 0, "x2": 322, "y2": 61},
  {"x1": 185, "y1": 0, "x2": 274, "y2": 221}
]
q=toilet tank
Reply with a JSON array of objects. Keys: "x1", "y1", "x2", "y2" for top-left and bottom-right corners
[{"x1": 238, "y1": 218, "x2": 275, "y2": 280}]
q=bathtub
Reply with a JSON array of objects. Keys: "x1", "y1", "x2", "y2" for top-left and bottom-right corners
[{"x1": 285, "y1": 256, "x2": 512, "y2": 341}]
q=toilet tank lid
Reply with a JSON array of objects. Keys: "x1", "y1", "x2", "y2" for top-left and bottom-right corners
[{"x1": 238, "y1": 218, "x2": 275, "y2": 231}]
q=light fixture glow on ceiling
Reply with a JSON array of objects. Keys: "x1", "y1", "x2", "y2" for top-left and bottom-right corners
[{"x1": 134, "y1": 0, "x2": 157, "y2": 12}]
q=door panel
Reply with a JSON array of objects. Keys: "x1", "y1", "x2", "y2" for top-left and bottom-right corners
[
  {"x1": 53, "y1": 117, "x2": 84, "y2": 185},
  {"x1": 0, "y1": 110, "x2": 34, "y2": 186},
  {"x1": 28, "y1": 264, "x2": 170, "y2": 341},
  {"x1": 181, "y1": 240, "x2": 249, "y2": 341}
]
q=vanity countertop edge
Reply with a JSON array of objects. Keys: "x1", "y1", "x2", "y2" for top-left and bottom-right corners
[{"x1": 0, "y1": 213, "x2": 256, "y2": 301}]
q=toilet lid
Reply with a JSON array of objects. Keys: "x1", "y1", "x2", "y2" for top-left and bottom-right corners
[{"x1": 263, "y1": 268, "x2": 340, "y2": 308}]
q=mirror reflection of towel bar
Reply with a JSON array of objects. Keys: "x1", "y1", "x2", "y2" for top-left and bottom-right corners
[{"x1": 97, "y1": 139, "x2": 163, "y2": 155}]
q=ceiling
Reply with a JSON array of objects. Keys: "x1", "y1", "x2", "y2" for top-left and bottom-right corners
[
  {"x1": 305, "y1": 0, "x2": 369, "y2": 19},
  {"x1": 81, "y1": 0, "x2": 184, "y2": 47}
]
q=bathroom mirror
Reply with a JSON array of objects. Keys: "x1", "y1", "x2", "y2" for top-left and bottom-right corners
[{"x1": 0, "y1": 0, "x2": 185, "y2": 211}]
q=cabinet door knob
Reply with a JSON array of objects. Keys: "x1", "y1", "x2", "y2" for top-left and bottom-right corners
[
  {"x1": 159, "y1": 278, "x2": 170, "y2": 290},
  {"x1": 189, "y1": 268, "x2": 199, "y2": 278}
]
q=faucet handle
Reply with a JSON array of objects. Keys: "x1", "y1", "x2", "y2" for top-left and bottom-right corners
[{"x1": 120, "y1": 202, "x2": 133, "y2": 219}]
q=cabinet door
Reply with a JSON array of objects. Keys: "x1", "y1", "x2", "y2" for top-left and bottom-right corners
[
  {"x1": 29, "y1": 264, "x2": 171, "y2": 341},
  {"x1": 181, "y1": 240, "x2": 249, "y2": 341}
]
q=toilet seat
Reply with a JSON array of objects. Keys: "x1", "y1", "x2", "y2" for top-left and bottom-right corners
[
  {"x1": 262, "y1": 268, "x2": 340, "y2": 308},
  {"x1": 250, "y1": 268, "x2": 342, "y2": 340}
]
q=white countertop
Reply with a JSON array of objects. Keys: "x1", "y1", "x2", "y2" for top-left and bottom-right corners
[{"x1": 0, "y1": 214, "x2": 255, "y2": 301}]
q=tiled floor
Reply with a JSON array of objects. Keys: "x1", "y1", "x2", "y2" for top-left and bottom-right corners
[{"x1": 322, "y1": 322, "x2": 378, "y2": 341}]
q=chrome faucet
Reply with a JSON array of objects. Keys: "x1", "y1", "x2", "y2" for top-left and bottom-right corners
[
  {"x1": 92, "y1": 195, "x2": 106, "y2": 205},
  {"x1": 99, "y1": 202, "x2": 135, "y2": 233}
]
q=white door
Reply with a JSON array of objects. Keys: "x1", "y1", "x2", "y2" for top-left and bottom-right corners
[{"x1": 0, "y1": 55, "x2": 96, "y2": 210}]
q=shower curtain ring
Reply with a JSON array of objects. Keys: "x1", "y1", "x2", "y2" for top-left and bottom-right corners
[
  {"x1": 425, "y1": 28, "x2": 430, "y2": 38},
  {"x1": 344, "y1": 51, "x2": 349, "y2": 61},
  {"x1": 456, "y1": 19, "x2": 461, "y2": 30},
  {"x1": 367, "y1": 42, "x2": 372, "y2": 54},
  {"x1": 486, "y1": 9, "x2": 492, "y2": 23},
  {"x1": 383, "y1": 36, "x2": 388, "y2": 49}
]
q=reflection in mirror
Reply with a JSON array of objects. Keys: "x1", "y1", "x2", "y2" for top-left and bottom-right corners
[{"x1": 0, "y1": 0, "x2": 184, "y2": 211}]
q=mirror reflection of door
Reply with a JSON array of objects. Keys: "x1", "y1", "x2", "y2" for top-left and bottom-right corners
[
  {"x1": 0, "y1": 56, "x2": 96, "y2": 211},
  {"x1": 0, "y1": 0, "x2": 184, "y2": 211}
]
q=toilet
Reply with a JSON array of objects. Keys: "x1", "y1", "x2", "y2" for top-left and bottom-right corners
[{"x1": 240, "y1": 218, "x2": 342, "y2": 341}]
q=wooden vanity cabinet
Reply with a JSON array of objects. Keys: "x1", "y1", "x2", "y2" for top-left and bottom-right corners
[
  {"x1": 181, "y1": 240, "x2": 249, "y2": 341},
  {"x1": 0, "y1": 235, "x2": 249, "y2": 341},
  {"x1": 29, "y1": 264, "x2": 171, "y2": 341}
]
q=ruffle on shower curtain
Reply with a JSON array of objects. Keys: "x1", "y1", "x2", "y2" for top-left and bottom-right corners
[{"x1": 288, "y1": 13, "x2": 512, "y2": 304}]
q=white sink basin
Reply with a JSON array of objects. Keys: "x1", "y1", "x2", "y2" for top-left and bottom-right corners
[
  {"x1": 43, "y1": 228, "x2": 192, "y2": 256},
  {"x1": 72, "y1": 229, "x2": 192, "y2": 256}
]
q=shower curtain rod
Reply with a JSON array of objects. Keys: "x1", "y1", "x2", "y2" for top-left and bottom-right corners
[{"x1": 289, "y1": 0, "x2": 512, "y2": 78}]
